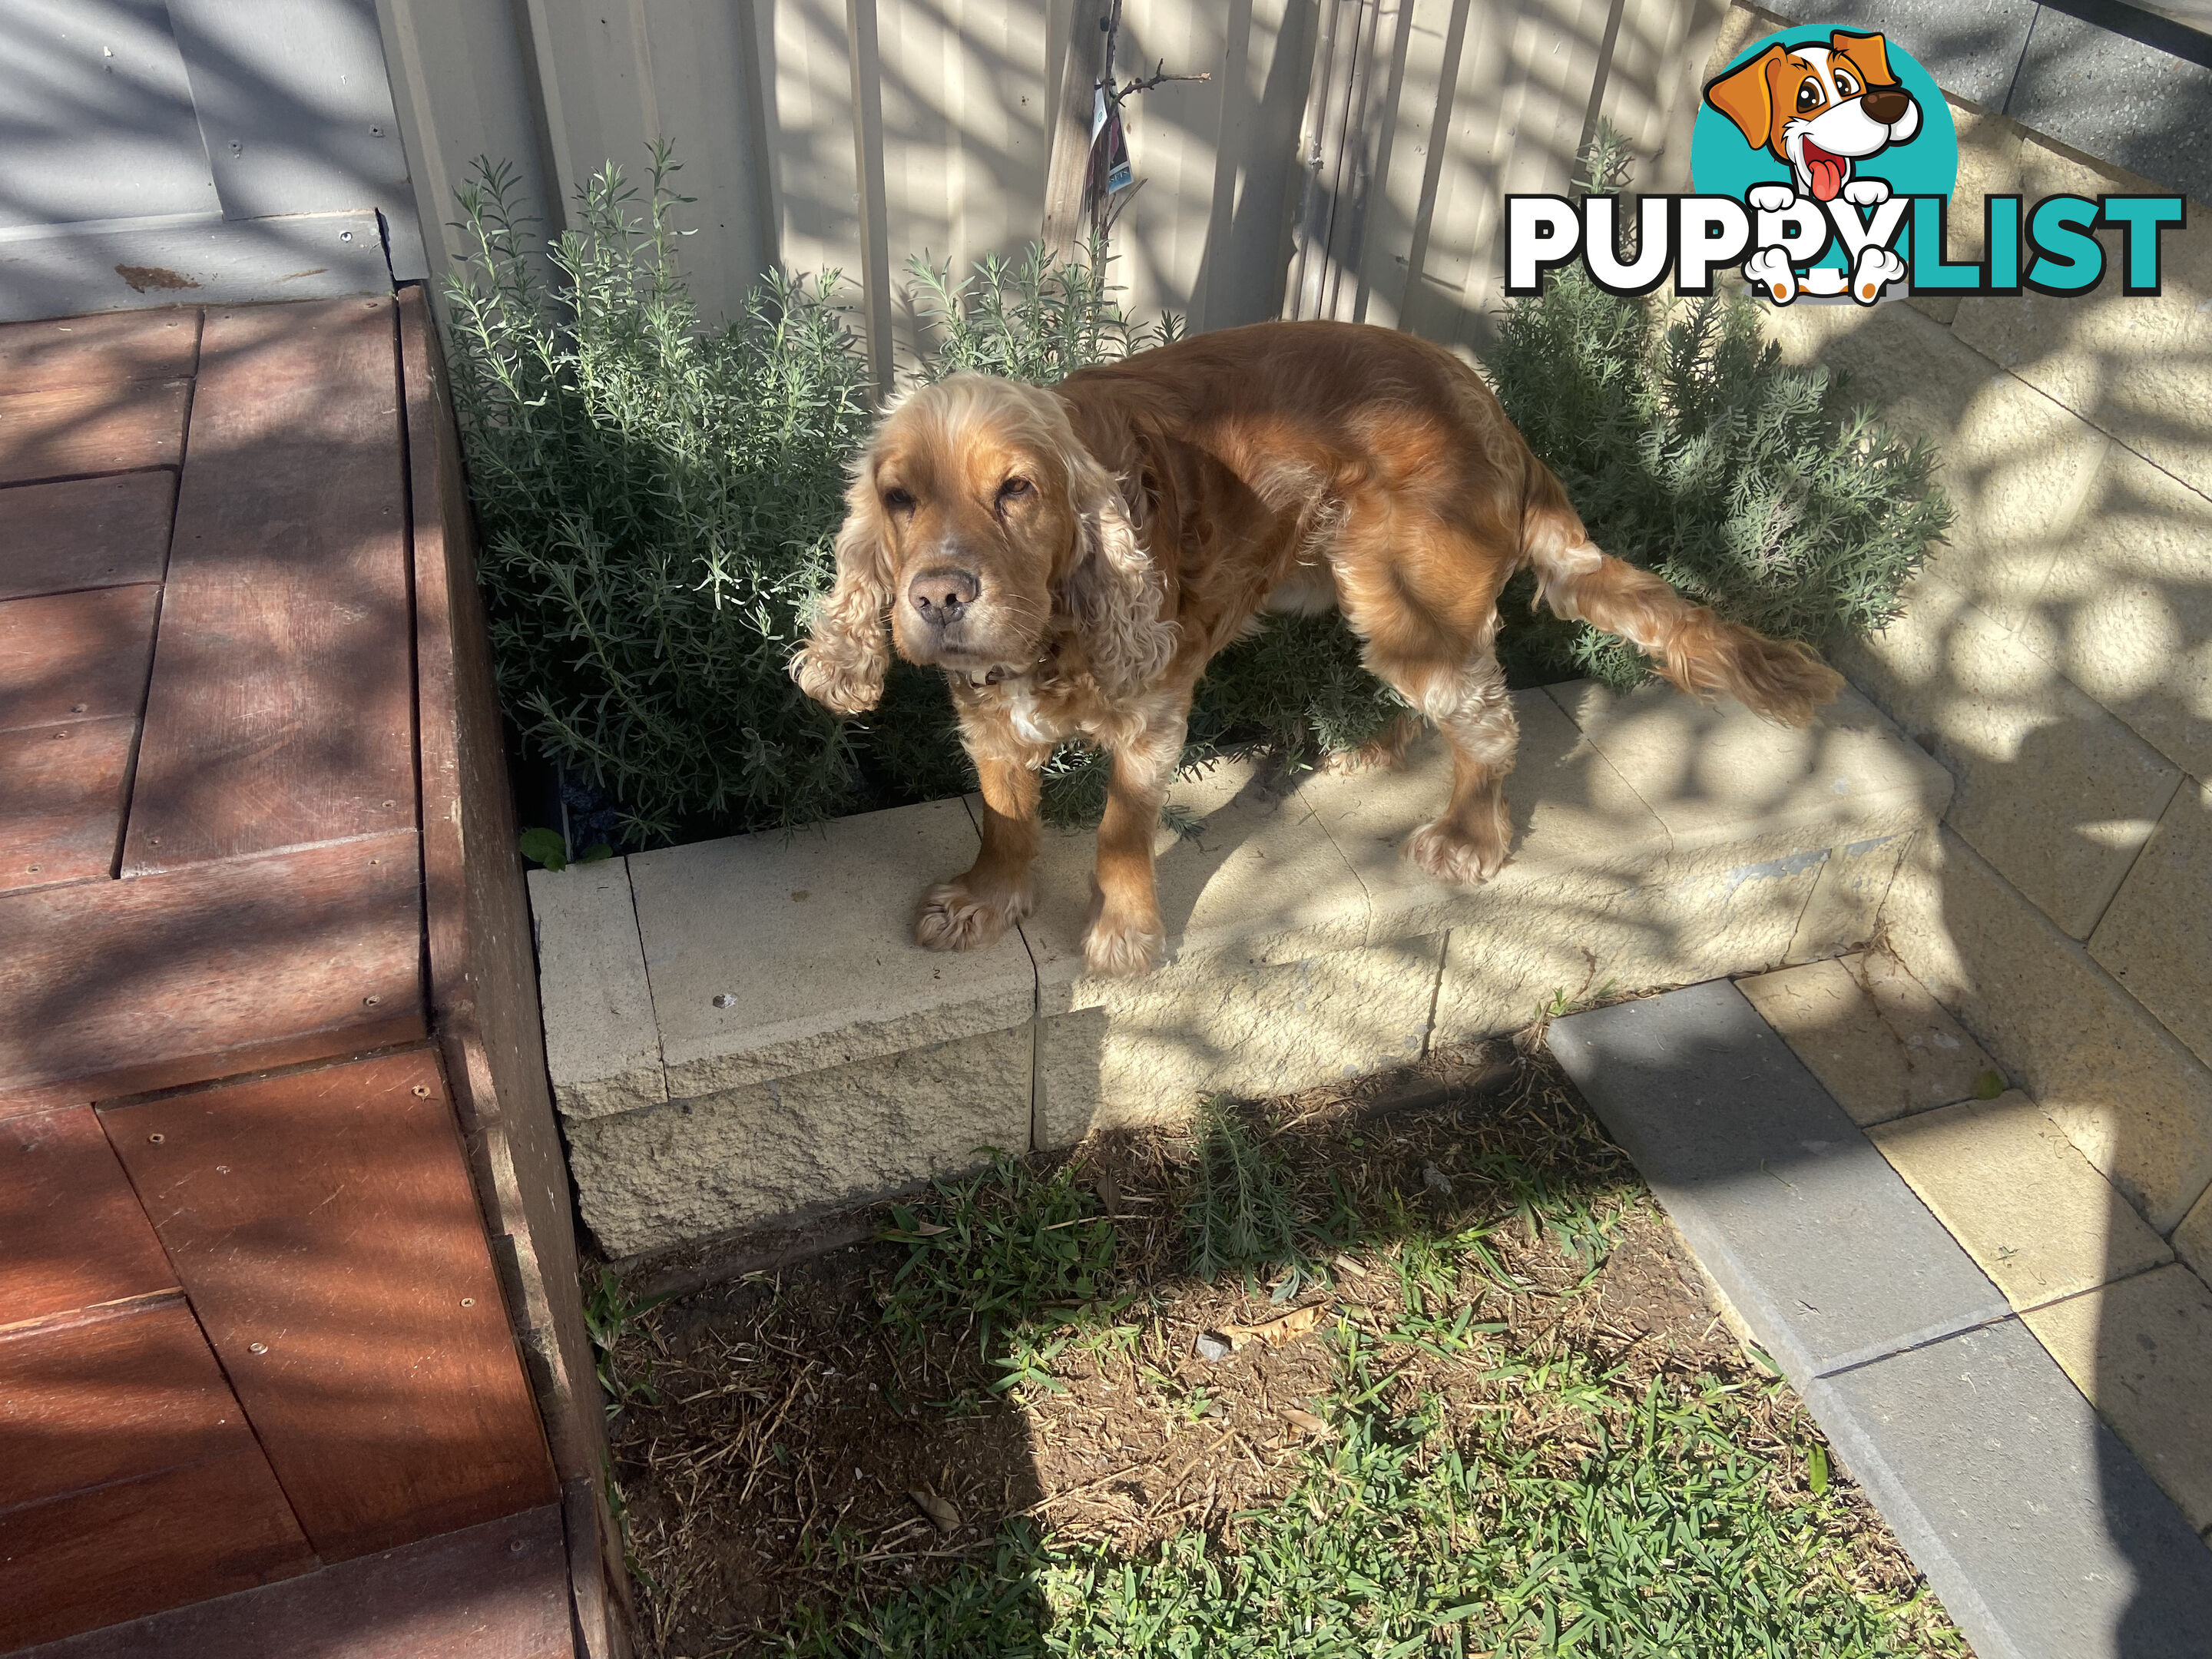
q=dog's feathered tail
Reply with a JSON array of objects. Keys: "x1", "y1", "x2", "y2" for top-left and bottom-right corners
[{"x1": 1515, "y1": 458, "x2": 1843, "y2": 727}]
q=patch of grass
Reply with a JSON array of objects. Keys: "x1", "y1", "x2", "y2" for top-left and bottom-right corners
[
  {"x1": 776, "y1": 1376, "x2": 1959, "y2": 1658},
  {"x1": 1186, "y1": 1097, "x2": 1305, "y2": 1287},
  {"x1": 876, "y1": 1151, "x2": 1118, "y2": 1360},
  {"x1": 584, "y1": 1266, "x2": 671, "y2": 1415},
  {"x1": 608, "y1": 1052, "x2": 1964, "y2": 1656}
]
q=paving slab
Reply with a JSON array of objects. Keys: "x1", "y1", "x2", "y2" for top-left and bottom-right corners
[
  {"x1": 2024, "y1": 1265, "x2": 2212, "y2": 1535},
  {"x1": 1869, "y1": 1091, "x2": 2173, "y2": 1312},
  {"x1": 1856, "y1": 597, "x2": 2185, "y2": 941},
  {"x1": 2036, "y1": 445, "x2": 2212, "y2": 783},
  {"x1": 1034, "y1": 933, "x2": 1446, "y2": 1145},
  {"x1": 2005, "y1": 8, "x2": 2212, "y2": 210},
  {"x1": 2176, "y1": 1187, "x2": 2212, "y2": 1286},
  {"x1": 1880, "y1": 824, "x2": 2212, "y2": 1234},
  {"x1": 1752, "y1": 0, "x2": 2039, "y2": 108},
  {"x1": 1805, "y1": 1318, "x2": 2212, "y2": 1659},
  {"x1": 2092, "y1": 779, "x2": 2212, "y2": 1071},
  {"x1": 1782, "y1": 830, "x2": 1916, "y2": 966},
  {"x1": 526, "y1": 861, "x2": 665, "y2": 1121},
  {"x1": 628, "y1": 799, "x2": 1033, "y2": 1099},
  {"x1": 1543, "y1": 680, "x2": 1952, "y2": 854},
  {"x1": 1740, "y1": 952, "x2": 1998, "y2": 1127},
  {"x1": 1548, "y1": 979, "x2": 2010, "y2": 1382}
]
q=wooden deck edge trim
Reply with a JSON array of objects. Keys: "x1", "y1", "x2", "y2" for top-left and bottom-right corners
[{"x1": 397, "y1": 286, "x2": 627, "y2": 1658}]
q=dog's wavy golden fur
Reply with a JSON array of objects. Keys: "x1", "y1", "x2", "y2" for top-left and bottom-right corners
[{"x1": 791, "y1": 320, "x2": 1842, "y2": 976}]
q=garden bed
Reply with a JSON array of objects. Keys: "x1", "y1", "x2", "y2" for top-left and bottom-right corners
[{"x1": 597, "y1": 1041, "x2": 1969, "y2": 1655}]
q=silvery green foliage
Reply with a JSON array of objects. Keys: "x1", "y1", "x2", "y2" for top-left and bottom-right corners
[
  {"x1": 445, "y1": 147, "x2": 873, "y2": 840},
  {"x1": 1487, "y1": 133, "x2": 1950, "y2": 694}
]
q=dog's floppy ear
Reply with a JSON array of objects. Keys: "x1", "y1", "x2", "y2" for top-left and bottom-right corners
[
  {"x1": 1830, "y1": 29, "x2": 1896, "y2": 87},
  {"x1": 790, "y1": 462, "x2": 896, "y2": 716},
  {"x1": 1704, "y1": 45, "x2": 1786, "y2": 150},
  {"x1": 1060, "y1": 443, "x2": 1178, "y2": 697}
]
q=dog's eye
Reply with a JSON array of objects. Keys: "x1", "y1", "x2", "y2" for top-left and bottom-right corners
[
  {"x1": 1833, "y1": 69, "x2": 1859, "y2": 96},
  {"x1": 996, "y1": 476, "x2": 1032, "y2": 503},
  {"x1": 884, "y1": 486, "x2": 915, "y2": 512},
  {"x1": 1796, "y1": 78, "x2": 1823, "y2": 112}
]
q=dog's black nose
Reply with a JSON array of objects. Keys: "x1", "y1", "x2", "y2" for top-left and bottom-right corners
[
  {"x1": 1862, "y1": 86, "x2": 1909, "y2": 124},
  {"x1": 908, "y1": 567, "x2": 980, "y2": 625}
]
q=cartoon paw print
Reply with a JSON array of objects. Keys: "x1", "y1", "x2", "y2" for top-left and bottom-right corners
[
  {"x1": 1743, "y1": 244, "x2": 1800, "y2": 304},
  {"x1": 1852, "y1": 245, "x2": 1906, "y2": 303},
  {"x1": 1842, "y1": 178, "x2": 1892, "y2": 207}
]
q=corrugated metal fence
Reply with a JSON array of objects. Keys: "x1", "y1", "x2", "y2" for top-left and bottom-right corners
[{"x1": 374, "y1": 0, "x2": 1728, "y2": 371}]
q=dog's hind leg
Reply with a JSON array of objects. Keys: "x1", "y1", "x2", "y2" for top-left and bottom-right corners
[{"x1": 1334, "y1": 509, "x2": 1521, "y2": 886}]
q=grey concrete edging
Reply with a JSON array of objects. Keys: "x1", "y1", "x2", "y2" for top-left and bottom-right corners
[{"x1": 1551, "y1": 979, "x2": 2212, "y2": 1659}]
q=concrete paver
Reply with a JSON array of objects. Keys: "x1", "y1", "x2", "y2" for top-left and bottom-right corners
[
  {"x1": 1740, "y1": 952, "x2": 1997, "y2": 1126},
  {"x1": 2024, "y1": 1265, "x2": 2212, "y2": 1535},
  {"x1": 1807, "y1": 1319, "x2": 2212, "y2": 1659},
  {"x1": 1869, "y1": 1091, "x2": 2172, "y2": 1311},
  {"x1": 1548, "y1": 979, "x2": 2010, "y2": 1383}
]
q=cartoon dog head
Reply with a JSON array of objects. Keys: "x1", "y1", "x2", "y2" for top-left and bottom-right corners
[{"x1": 1704, "y1": 31, "x2": 1921, "y2": 202}]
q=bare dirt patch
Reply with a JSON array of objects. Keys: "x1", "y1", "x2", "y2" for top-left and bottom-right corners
[{"x1": 602, "y1": 1042, "x2": 1966, "y2": 1657}]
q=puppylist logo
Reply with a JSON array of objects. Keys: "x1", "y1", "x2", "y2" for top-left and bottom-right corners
[{"x1": 1505, "y1": 26, "x2": 2186, "y2": 305}]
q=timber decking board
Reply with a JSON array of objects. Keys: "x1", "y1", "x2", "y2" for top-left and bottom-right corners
[
  {"x1": 0, "y1": 1108, "x2": 177, "y2": 1332},
  {"x1": 0, "y1": 830, "x2": 425, "y2": 1116},
  {"x1": 0, "y1": 717, "x2": 136, "y2": 891},
  {"x1": 13, "y1": 1505, "x2": 571, "y2": 1659},
  {"x1": 0, "y1": 381, "x2": 190, "y2": 486},
  {"x1": 0, "y1": 1299, "x2": 268, "y2": 1512},
  {"x1": 104, "y1": 1050, "x2": 559, "y2": 1562},
  {"x1": 0, "y1": 297, "x2": 588, "y2": 1653},
  {"x1": 0, "y1": 584, "x2": 162, "y2": 730},
  {"x1": 121, "y1": 299, "x2": 413, "y2": 875},
  {"x1": 0, "y1": 1451, "x2": 316, "y2": 1651},
  {"x1": 0, "y1": 473, "x2": 177, "y2": 601},
  {"x1": 0, "y1": 311, "x2": 201, "y2": 393}
]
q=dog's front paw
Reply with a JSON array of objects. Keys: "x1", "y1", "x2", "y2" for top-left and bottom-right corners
[
  {"x1": 1082, "y1": 912, "x2": 1166, "y2": 977},
  {"x1": 1747, "y1": 183, "x2": 1798, "y2": 214},
  {"x1": 1404, "y1": 817, "x2": 1512, "y2": 886},
  {"x1": 915, "y1": 878, "x2": 1030, "y2": 952},
  {"x1": 1842, "y1": 177, "x2": 1891, "y2": 207},
  {"x1": 790, "y1": 646, "x2": 882, "y2": 717}
]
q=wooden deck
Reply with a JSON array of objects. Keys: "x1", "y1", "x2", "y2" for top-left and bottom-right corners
[{"x1": 0, "y1": 299, "x2": 618, "y2": 1655}]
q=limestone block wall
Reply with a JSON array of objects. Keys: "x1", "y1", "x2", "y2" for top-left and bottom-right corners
[
  {"x1": 531, "y1": 684, "x2": 1950, "y2": 1259},
  {"x1": 1707, "y1": 5, "x2": 2212, "y2": 1280}
]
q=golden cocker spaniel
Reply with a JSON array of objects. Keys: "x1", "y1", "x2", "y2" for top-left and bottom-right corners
[{"x1": 791, "y1": 320, "x2": 1842, "y2": 977}]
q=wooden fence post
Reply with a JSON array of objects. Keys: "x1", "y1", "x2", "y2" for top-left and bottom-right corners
[{"x1": 1043, "y1": 1, "x2": 1116, "y2": 263}]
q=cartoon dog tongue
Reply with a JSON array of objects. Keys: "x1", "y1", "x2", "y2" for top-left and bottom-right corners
[{"x1": 1802, "y1": 141, "x2": 1847, "y2": 201}]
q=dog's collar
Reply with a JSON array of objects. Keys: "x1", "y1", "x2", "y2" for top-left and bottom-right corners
[{"x1": 952, "y1": 639, "x2": 1061, "y2": 691}]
